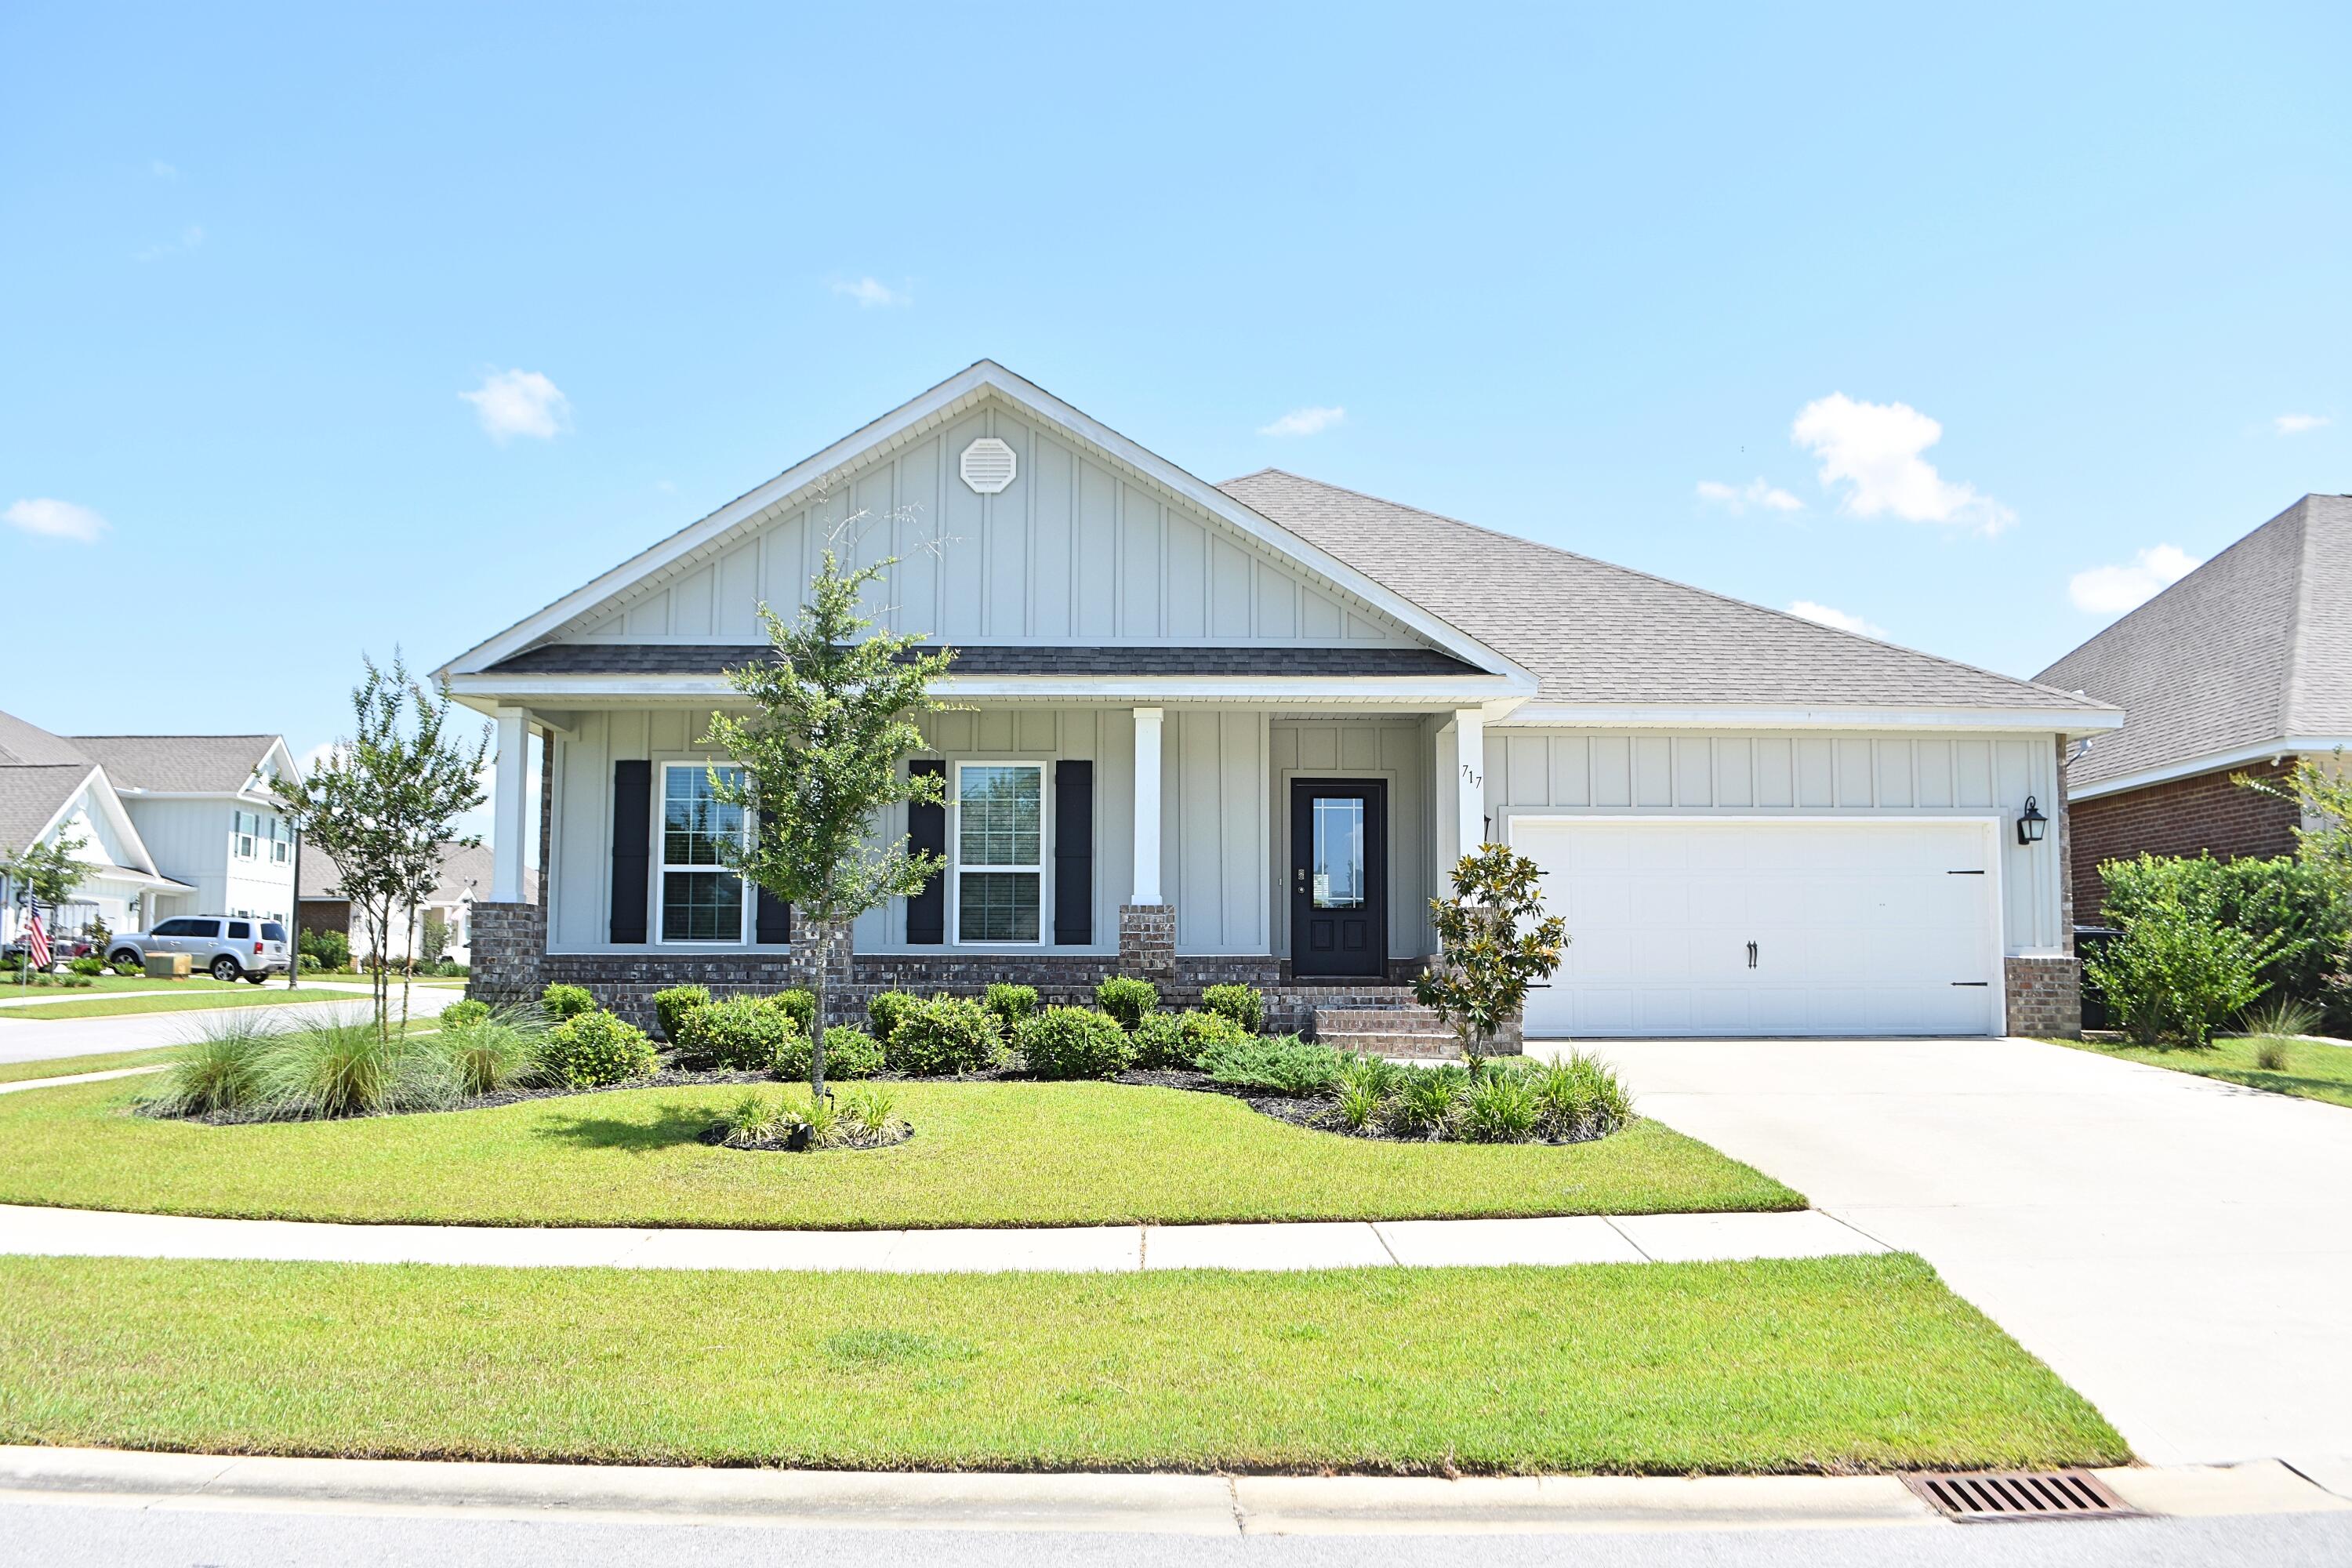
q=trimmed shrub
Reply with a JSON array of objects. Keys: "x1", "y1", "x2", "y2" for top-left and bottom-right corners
[
  {"x1": 2100, "y1": 852, "x2": 2346, "y2": 1008},
  {"x1": 299, "y1": 927, "x2": 350, "y2": 973},
  {"x1": 652, "y1": 985, "x2": 711, "y2": 1043},
  {"x1": 2086, "y1": 899, "x2": 2293, "y2": 1047},
  {"x1": 1196, "y1": 1033, "x2": 1344, "y2": 1095},
  {"x1": 866, "y1": 990, "x2": 918, "y2": 1048},
  {"x1": 1095, "y1": 975, "x2": 1158, "y2": 1031},
  {"x1": 1200, "y1": 983, "x2": 1265, "y2": 1035},
  {"x1": 296, "y1": 953, "x2": 321, "y2": 974},
  {"x1": 540, "y1": 1010, "x2": 659, "y2": 1087},
  {"x1": 887, "y1": 995, "x2": 1002, "y2": 1076},
  {"x1": 68, "y1": 956, "x2": 103, "y2": 976},
  {"x1": 540, "y1": 982, "x2": 597, "y2": 1022},
  {"x1": 771, "y1": 989, "x2": 817, "y2": 1037},
  {"x1": 1018, "y1": 1006, "x2": 1134, "y2": 1080},
  {"x1": 437, "y1": 998, "x2": 492, "y2": 1029},
  {"x1": 777, "y1": 1025, "x2": 885, "y2": 1082},
  {"x1": 1132, "y1": 1011, "x2": 1189, "y2": 1070},
  {"x1": 982, "y1": 982, "x2": 1040, "y2": 1033},
  {"x1": 673, "y1": 995, "x2": 799, "y2": 1072}
]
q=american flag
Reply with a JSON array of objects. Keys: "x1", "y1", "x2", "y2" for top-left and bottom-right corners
[{"x1": 22, "y1": 906, "x2": 49, "y2": 971}]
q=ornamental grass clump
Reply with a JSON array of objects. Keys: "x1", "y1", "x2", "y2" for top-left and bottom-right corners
[
  {"x1": 432, "y1": 1006, "x2": 548, "y2": 1098},
  {"x1": 539, "y1": 1011, "x2": 659, "y2": 1088},
  {"x1": 256, "y1": 1018, "x2": 456, "y2": 1120},
  {"x1": 885, "y1": 995, "x2": 1002, "y2": 1076},
  {"x1": 1017, "y1": 1006, "x2": 1134, "y2": 1080},
  {"x1": 1385, "y1": 1064, "x2": 1468, "y2": 1138},
  {"x1": 143, "y1": 1016, "x2": 272, "y2": 1116}
]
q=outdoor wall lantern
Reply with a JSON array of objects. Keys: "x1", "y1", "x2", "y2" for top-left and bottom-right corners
[{"x1": 2016, "y1": 796, "x2": 2048, "y2": 846}]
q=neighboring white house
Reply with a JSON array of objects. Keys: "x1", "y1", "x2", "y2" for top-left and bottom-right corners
[
  {"x1": 0, "y1": 710, "x2": 194, "y2": 948},
  {"x1": 64, "y1": 734, "x2": 303, "y2": 927},
  {"x1": 299, "y1": 842, "x2": 512, "y2": 967}
]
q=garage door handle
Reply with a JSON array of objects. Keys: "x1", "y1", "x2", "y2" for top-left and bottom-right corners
[
  {"x1": 1745, "y1": 941, "x2": 1757, "y2": 969},
  {"x1": 1951, "y1": 981, "x2": 1989, "y2": 987}
]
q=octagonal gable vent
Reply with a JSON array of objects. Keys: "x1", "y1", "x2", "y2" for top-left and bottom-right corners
[{"x1": 960, "y1": 437, "x2": 1018, "y2": 495}]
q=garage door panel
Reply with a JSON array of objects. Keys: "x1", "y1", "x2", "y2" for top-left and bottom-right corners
[{"x1": 1518, "y1": 818, "x2": 1999, "y2": 1039}]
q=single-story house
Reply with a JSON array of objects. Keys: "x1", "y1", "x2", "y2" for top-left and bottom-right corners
[
  {"x1": 437, "y1": 361, "x2": 2120, "y2": 1039},
  {"x1": 0, "y1": 710, "x2": 194, "y2": 948},
  {"x1": 2036, "y1": 494, "x2": 2351, "y2": 920},
  {"x1": 299, "y1": 841, "x2": 514, "y2": 967}
]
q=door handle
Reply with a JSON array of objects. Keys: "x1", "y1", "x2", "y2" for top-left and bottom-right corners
[{"x1": 1746, "y1": 941, "x2": 1758, "y2": 970}]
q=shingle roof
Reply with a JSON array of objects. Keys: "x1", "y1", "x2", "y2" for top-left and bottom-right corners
[
  {"x1": 2035, "y1": 495, "x2": 2352, "y2": 788},
  {"x1": 299, "y1": 841, "x2": 526, "y2": 906},
  {"x1": 67, "y1": 735, "x2": 279, "y2": 794},
  {"x1": 1219, "y1": 470, "x2": 2102, "y2": 714},
  {"x1": 488, "y1": 643, "x2": 1485, "y2": 678},
  {"x1": 0, "y1": 710, "x2": 89, "y2": 768},
  {"x1": 0, "y1": 764, "x2": 97, "y2": 859}
]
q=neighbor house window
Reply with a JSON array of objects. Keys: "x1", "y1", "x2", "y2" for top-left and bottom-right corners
[
  {"x1": 658, "y1": 763, "x2": 747, "y2": 943},
  {"x1": 233, "y1": 810, "x2": 259, "y2": 859},
  {"x1": 953, "y1": 762, "x2": 1044, "y2": 943}
]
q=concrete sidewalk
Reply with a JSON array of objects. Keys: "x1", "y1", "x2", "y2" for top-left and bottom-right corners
[
  {"x1": 2, "y1": 1445, "x2": 2341, "y2": 1537},
  {"x1": 0, "y1": 1202, "x2": 1882, "y2": 1273},
  {"x1": 0, "y1": 985, "x2": 464, "y2": 1065}
]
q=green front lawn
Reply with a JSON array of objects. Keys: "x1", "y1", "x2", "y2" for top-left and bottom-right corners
[
  {"x1": 0, "y1": 1047, "x2": 178, "y2": 1084},
  {"x1": 2055, "y1": 1033, "x2": 2352, "y2": 1109},
  {"x1": 0, "y1": 1076, "x2": 1798, "y2": 1229},
  {"x1": 0, "y1": 1253, "x2": 2124, "y2": 1474},
  {"x1": 0, "y1": 988, "x2": 383, "y2": 1022},
  {"x1": 2, "y1": 974, "x2": 257, "y2": 996}
]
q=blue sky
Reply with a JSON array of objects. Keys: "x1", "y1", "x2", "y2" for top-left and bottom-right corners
[{"x1": 4, "y1": 2, "x2": 2347, "y2": 840}]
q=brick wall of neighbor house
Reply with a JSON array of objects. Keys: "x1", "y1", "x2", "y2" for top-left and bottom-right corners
[
  {"x1": 2067, "y1": 758, "x2": 2299, "y2": 920},
  {"x1": 2005, "y1": 954, "x2": 2081, "y2": 1039},
  {"x1": 466, "y1": 902, "x2": 545, "y2": 1004},
  {"x1": 296, "y1": 899, "x2": 350, "y2": 942}
]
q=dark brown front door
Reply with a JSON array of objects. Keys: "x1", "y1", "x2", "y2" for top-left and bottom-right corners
[{"x1": 1289, "y1": 779, "x2": 1388, "y2": 978}]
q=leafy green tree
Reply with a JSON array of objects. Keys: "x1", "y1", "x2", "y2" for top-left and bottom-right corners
[
  {"x1": 2086, "y1": 894, "x2": 2296, "y2": 1047},
  {"x1": 3, "y1": 832, "x2": 91, "y2": 912},
  {"x1": 1414, "y1": 844, "x2": 1569, "y2": 1064},
  {"x1": 703, "y1": 550, "x2": 956, "y2": 1095},
  {"x1": 274, "y1": 653, "x2": 489, "y2": 1037}
]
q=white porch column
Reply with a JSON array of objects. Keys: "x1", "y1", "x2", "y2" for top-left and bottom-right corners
[
  {"x1": 491, "y1": 706, "x2": 528, "y2": 903},
  {"x1": 1453, "y1": 708, "x2": 1487, "y2": 855},
  {"x1": 1131, "y1": 706, "x2": 1164, "y2": 903}
]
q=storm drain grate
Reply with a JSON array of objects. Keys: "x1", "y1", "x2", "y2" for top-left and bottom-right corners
[{"x1": 1906, "y1": 1470, "x2": 2139, "y2": 1523}]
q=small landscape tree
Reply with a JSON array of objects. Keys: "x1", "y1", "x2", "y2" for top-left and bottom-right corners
[
  {"x1": 3, "y1": 832, "x2": 90, "y2": 978},
  {"x1": 1414, "y1": 843, "x2": 1569, "y2": 1065},
  {"x1": 274, "y1": 653, "x2": 489, "y2": 1038},
  {"x1": 703, "y1": 545, "x2": 956, "y2": 1095}
]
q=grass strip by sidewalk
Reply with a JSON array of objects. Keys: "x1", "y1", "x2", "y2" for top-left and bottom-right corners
[
  {"x1": 0, "y1": 1047, "x2": 179, "y2": 1085},
  {"x1": 0, "y1": 1078, "x2": 1798, "y2": 1229},
  {"x1": 2052, "y1": 1034, "x2": 2352, "y2": 1110},
  {"x1": 0, "y1": 1253, "x2": 2125, "y2": 1475},
  {"x1": 0, "y1": 989, "x2": 383, "y2": 1023}
]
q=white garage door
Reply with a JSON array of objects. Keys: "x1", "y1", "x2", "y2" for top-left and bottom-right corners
[{"x1": 1513, "y1": 818, "x2": 2000, "y2": 1039}]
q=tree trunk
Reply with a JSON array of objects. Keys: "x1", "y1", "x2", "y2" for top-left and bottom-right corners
[
  {"x1": 809, "y1": 922, "x2": 829, "y2": 1098},
  {"x1": 398, "y1": 898, "x2": 416, "y2": 1039}
]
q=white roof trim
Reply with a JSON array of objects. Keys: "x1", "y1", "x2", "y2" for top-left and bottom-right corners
[
  {"x1": 435, "y1": 361, "x2": 1529, "y2": 686},
  {"x1": 2066, "y1": 735, "x2": 2347, "y2": 801},
  {"x1": 22, "y1": 764, "x2": 167, "y2": 880},
  {"x1": 1497, "y1": 702, "x2": 2126, "y2": 734},
  {"x1": 448, "y1": 670, "x2": 1530, "y2": 709}
]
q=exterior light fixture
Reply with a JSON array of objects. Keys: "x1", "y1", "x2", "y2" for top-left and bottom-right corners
[{"x1": 2017, "y1": 796, "x2": 2048, "y2": 846}]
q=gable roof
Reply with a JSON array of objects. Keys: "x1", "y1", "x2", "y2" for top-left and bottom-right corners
[
  {"x1": 68, "y1": 734, "x2": 283, "y2": 795},
  {"x1": 1221, "y1": 470, "x2": 2111, "y2": 722},
  {"x1": 439, "y1": 361, "x2": 1528, "y2": 689},
  {"x1": 2035, "y1": 494, "x2": 2352, "y2": 791},
  {"x1": 0, "y1": 764, "x2": 100, "y2": 860},
  {"x1": 0, "y1": 710, "x2": 90, "y2": 768}
]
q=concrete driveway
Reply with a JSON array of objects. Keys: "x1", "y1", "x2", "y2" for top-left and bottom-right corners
[
  {"x1": 1567, "y1": 1036, "x2": 2352, "y2": 1476},
  {"x1": 0, "y1": 985, "x2": 466, "y2": 1065}
]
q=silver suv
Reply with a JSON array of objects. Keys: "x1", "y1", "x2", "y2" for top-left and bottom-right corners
[{"x1": 109, "y1": 916, "x2": 291, "y2": 983}]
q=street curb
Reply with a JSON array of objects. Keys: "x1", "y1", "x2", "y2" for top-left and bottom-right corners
[{"x1": 2, "y1": 1447, "x2": 2344, "y2": 1536}]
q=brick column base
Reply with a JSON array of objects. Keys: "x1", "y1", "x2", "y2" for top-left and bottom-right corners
[
  {"x1": 2005, "y1": 955, "x2": 2081, "y2": 1039},
  {"x1": 467, "y1": 902, "x2": 544, "y2": 1007},
  {"x1": 802, "y1": 917, "x2": 856, "y2": 1026},
  {"x1": 1118, "y1": 903, "x2": 1175, "y2": 986}
]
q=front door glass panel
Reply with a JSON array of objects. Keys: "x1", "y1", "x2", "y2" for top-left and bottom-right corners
[{"x1": 1311, "y1": 797, "x2": 1366, "y2": 909}]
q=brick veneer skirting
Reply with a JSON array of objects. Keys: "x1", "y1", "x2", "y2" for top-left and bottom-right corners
[
  {"x1": 2067, "y1": 759, "x2": 2299, "y2": 921},
  {"x1": 1118, "y1": 904, "x2": 1176, "y2": 984},
  {"x1": 2004, "y1": 954, "x2": 2081, "y2": 1039},
  {"x1": 467, "y1": 902, "x2": 546, "y2": 1005}
]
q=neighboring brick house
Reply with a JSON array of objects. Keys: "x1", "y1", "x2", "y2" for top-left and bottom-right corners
[{"x1": 2037, "y1": 494, "x2": 2352, "y2": 920}]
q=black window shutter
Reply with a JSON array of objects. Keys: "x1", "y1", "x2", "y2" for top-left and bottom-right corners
[
  {"x1": 753, "y1": 807, "x2": 793, "y2": 945},
  {"x1": 1054, "y1": 760, "x2": 1094, "y2": 946},
  {"x1": 609, "y1": 760, "x2": 651, "y2": 945},
  {"x1": 906, "y1": 759, "x2": 946, "y2": 945}
]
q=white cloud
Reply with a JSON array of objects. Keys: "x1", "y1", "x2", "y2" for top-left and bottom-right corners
[
  {"x1": 459, "y1": 368, "x2": 571, "y2": 442},
  {"x1": 135, "y1": 223, "x2": 204, "y2": 261},
  {"x1": 5, "y1": 497, "x2": 109, "y2": 543},
  {"x1": 1697, "y1": 477, "x2": 1804, "y2": 515},
  {"x1": 2276, "y1": 413, "x2": 2331, "y2": 435},
  {"x1": 150, "y1": 159, "x2": 179, "y2": 179},
  {"x1": 2067, "y1": 544, "x2": 2200, "y2": 615},
  {"x1": 1788, "y1": 600, "x2": 1887, "y2": 639},
  {"x1": 1258, "y1": 405, "x2": 1346, "y2": 438},
  {"x1": 833, "y1": 276, "x2": 907, "y2": 307},
  {"x1": 1791, "y1": 393, "x2": 2014, "y2": 535}
]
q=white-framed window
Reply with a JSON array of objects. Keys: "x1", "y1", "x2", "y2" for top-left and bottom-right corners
[
  {"x1": 656, "y1": 762, "x2": 749, "y2": 944},
  {"x1": 273, "y1": 839, "x2": 289, "y2": 863},
  {"x1": 951, "y1": 760, "x2": 1045, "y2": 945}
]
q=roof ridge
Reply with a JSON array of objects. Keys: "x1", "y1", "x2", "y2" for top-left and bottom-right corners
[
  {"x1": 1225, "y1": 470, "x2": 2107, "y2": 710},
  {"x1": 67, "y1": 732, "x2": 278, "y2": 741}
]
